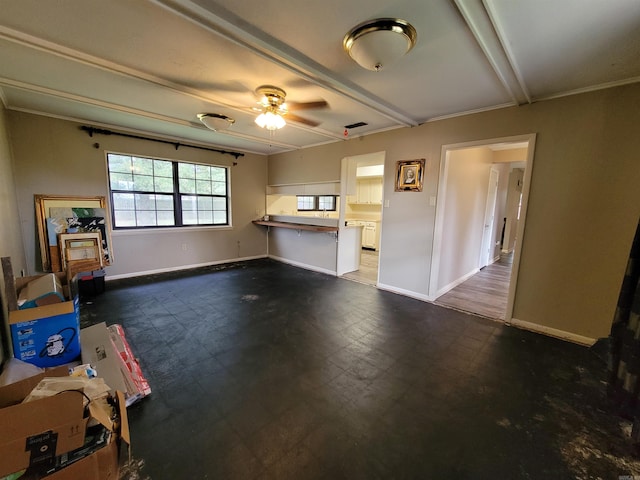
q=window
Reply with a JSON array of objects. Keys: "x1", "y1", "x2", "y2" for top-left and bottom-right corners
[
  {"x1": 107, "y1": 153, "x2": 229, "y2": 228},
  {"x1": 318, "y1": 195, "x2": 336, "y2": 211},
  {"x1": 297, "y1": 196, "x2": 315, "y2": 211},
  {"x1": 296, "y1": 195, "x2": 337, "y2": 212}
]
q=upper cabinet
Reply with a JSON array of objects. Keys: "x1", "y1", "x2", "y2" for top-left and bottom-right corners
[
  {"x1": 267, "y1": 182, "x2": 340, "y2": 196},
  {"x1": 353, "y1": 177, "x2": 383, "y2": 204}
]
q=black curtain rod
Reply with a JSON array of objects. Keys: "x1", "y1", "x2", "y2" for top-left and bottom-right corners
[{"x1": 80, "y1": 126, "x2": 244, "y2": 159}]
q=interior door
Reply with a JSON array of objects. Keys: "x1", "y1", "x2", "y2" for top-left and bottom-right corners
[{"x1": 480, "y1": 169, "x2": 499, "y2": 268}]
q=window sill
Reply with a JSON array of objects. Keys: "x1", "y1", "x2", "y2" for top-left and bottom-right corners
[{"x1": 112, "y1": 225, "x2": 233, "y2": 236}]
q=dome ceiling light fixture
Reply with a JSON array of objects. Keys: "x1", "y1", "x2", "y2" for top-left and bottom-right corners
[
  {"x1": 343, "y1": 18, "x2": 417, "y2": 72},
  {"x1": 197, "y1": 113, "x2": 235, "y2": 131}
]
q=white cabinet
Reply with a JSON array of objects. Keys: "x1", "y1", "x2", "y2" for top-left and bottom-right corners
[
  {"x1": 362, "y1": 222, "x2": 378, "y2": 249},
  {"x1": 355, "y1": 178, "x2": 383, "y2": 204},
  {"x1": 369, "y1": 179, "x2": 383, "y2": 204},
  {"x1": 267, "y1": 182, "x2": 340, "y2": 195},
  {"x1": 356, "y1": 181, "x2": 367, "y2": 203}
]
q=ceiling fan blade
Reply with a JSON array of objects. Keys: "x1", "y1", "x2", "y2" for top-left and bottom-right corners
[
  {"x1": 287, "y1": 100, "x2": 329, "y2": 111},
  {"x1": 286, "y1": 113, "x2": 321, "y2": 127}
]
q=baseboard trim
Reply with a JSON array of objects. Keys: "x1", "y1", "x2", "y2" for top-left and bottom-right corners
[
  {"x1": 106, "y1": 255, "x2": 268, "y2": 280},
  {"x1": 433, "y1": 268, "x2": 480, "y2": 299},
  {"x1": 377, "y1": 283, "x2": 432, "y2": 302},
  {"x1": 508, "y1": 317, "x2": 597, "y2": 346},
  {"x1": 268, "y1": 255, "x2": 337, "y2": 276}
]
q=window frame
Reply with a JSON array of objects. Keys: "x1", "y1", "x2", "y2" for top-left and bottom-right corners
[
  {"x1": 296, "y1": 195, "x2": 337, "y2": 212},
  {"x1": 106, "y1": 152, "x2": 230, "y2": 230}
]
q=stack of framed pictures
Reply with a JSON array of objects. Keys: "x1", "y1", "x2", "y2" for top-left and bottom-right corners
[
  {"x1": 35, "y1": 195, "x2": 113, "y2": 272},
  {"x1": 58, "y1": 232, "x2": 104, "y2": 272}
]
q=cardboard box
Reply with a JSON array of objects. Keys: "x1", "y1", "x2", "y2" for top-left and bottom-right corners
[
  {"x1": 46, "y1": 438, "x2": 119, "y2": 480},
  {"x1": 0, "y1": 368, "x2": 129, "y2": 479},
  {"x1": 81, "y1": 322, "x2": 150, "y2": 406},
  {"x1": 0, "y1": 367, "x2": 86, "y2": 478},
  {"x1": 9, "y1": 273, "x2": 81, "y2": 368}
]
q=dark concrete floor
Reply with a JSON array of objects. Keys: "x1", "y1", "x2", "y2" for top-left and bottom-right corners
[{"x1": 79, "y1": 259, "x2": 640, "y2": 479}]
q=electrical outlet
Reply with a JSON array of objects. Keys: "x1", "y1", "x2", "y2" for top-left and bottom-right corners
[{"x1": 181, "y1": 243, "x2": 188, "y2": 251}]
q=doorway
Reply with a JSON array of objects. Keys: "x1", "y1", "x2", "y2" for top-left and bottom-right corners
[
  {"x1": 429, "y1": 134, "x2": 536, "y2": 321},
  {"x1": 338, "y1": 152, "x2": 385, "y2": 285}
]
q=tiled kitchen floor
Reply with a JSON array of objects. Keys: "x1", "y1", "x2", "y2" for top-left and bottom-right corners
[{"x1": 80, "y1": 259, "x2": 639, "y2": 479}]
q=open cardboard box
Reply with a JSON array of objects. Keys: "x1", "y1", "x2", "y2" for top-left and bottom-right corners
[
  {"x1": 9, "y1": 273, "x2": 81, "y2": 368},
  {"x1": 0, "y1": 366, "x2": 129, "y2": 479}
]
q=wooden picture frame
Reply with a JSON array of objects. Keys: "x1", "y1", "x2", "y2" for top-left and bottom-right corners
[
  {"x1": 395, "y1": 159, "x2": 425, "y2": 192},
  {"x1": 59, "y1": 232, "x2": 104, "y2": 271},
  {"x1": 35, "y1": 194, "x2": 113, "y2": 272}
]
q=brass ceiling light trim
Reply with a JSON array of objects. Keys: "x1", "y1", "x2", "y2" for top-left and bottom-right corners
[
  {"x1": 255, "y1": 85, "x2": 287, "y2": 108},
  {"x1": 343, "y1": 18, "x2": 417, "y2": 71},
  {"x1": 197, "y1": 113, "x2": 235, "y2": 131}
]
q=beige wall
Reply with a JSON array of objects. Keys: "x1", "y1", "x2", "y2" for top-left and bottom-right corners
[
  {"x1": 8, "y1": 112, "x2": 268, "y2": 278},
  {"x1": 0, "y1": 105, "x2": 26, "y2": 274},
  {"x1": 0, "y1": 102, "x2": 26, "y2": 361},
  {"x1": 494, "y1": 148, "x2": 527, "y2": 163},
  {"x1": 268, "y1": 83, "x2": 640, "y2": 340}
]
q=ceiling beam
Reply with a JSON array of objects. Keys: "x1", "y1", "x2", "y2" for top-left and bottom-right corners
[
  {"x1": 453, "y1": 0, "x2": 530, "y2": 105},
  {"x1": 152, "y1": 0, "x2": 419, "y2": 127}
]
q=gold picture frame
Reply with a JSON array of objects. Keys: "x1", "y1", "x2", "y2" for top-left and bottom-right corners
[
  {"x1": 395, "y1": 159, "x2": 425, "y2": 192},
  {"x1": 35, "y1": 194, "x2": 113, "y2": 271}
]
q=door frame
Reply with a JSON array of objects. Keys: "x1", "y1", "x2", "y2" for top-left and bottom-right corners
[{"x1": 428, "y1": 133, "x2": 537, "y2": 322}]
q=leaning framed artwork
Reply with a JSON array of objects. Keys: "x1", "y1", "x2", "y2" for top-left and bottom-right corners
[
  {"x1": 35, "y1": 194, "x2": 113, "y2": 272},
  {"x1": 395, "y1": 159, "x2": 425, "y2": 192}
]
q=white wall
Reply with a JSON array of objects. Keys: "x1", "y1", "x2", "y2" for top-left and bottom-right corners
[
  {"x1": 493, "y1": 162, "x2": 511, "y2": 258},
  {"x1": 437, "y1": 147, "x2": 493, "y2": 292},
  {"x1": 268, "y1": 228, "x2": 338, "y2": 275},
  {"x1": 7, "y1": 112, "x2": 268, "y2": 278},
  {"x1": 503, "y1": 168, "x2": 524, "y2": 253}
]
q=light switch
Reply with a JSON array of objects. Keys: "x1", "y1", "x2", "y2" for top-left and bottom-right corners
[
  {"x1": 429, "y1": 196, "x2": 436, "y2": 206},
  {"x1": 384, "y1": 199, "x2": 390, "y2": 208}
]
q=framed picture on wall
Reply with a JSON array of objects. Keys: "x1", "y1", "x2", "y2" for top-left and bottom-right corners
[{"x1": 395, "y1": 159, "x2": 425, "y2": 192}]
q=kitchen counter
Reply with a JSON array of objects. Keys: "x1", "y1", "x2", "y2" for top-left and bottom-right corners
[
  {"x1": 252, "y1": 220, "x2": 338, "y2": 232},
  {"x1": 253, "y1": 215, "x2": 360, "y2": 276}
]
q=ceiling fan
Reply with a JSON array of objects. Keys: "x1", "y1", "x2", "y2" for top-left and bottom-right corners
[{"x1": 253, "y1": 85, "x2": 328, "y2": 130}]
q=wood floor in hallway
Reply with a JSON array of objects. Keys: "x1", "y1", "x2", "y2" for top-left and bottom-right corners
[
  {"x1": 341, "y1": 249, "x2": 378, "y2": 286},
  {"x1": 434, "y1": 253, "x2": 513, "y2": 320}
]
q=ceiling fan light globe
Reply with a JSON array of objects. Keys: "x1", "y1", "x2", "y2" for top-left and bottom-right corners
[{"x1": 255, "y1": 111, "x2": 286, "y2": 130}]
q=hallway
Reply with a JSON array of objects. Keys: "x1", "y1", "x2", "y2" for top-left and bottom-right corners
[{"x1": 435, "y1": 253, "x2": 513, "y2": 320}]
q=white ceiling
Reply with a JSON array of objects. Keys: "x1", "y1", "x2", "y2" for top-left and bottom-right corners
[{"x1": 1, "y1": 0, "x2": 639, "y2": 155}]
